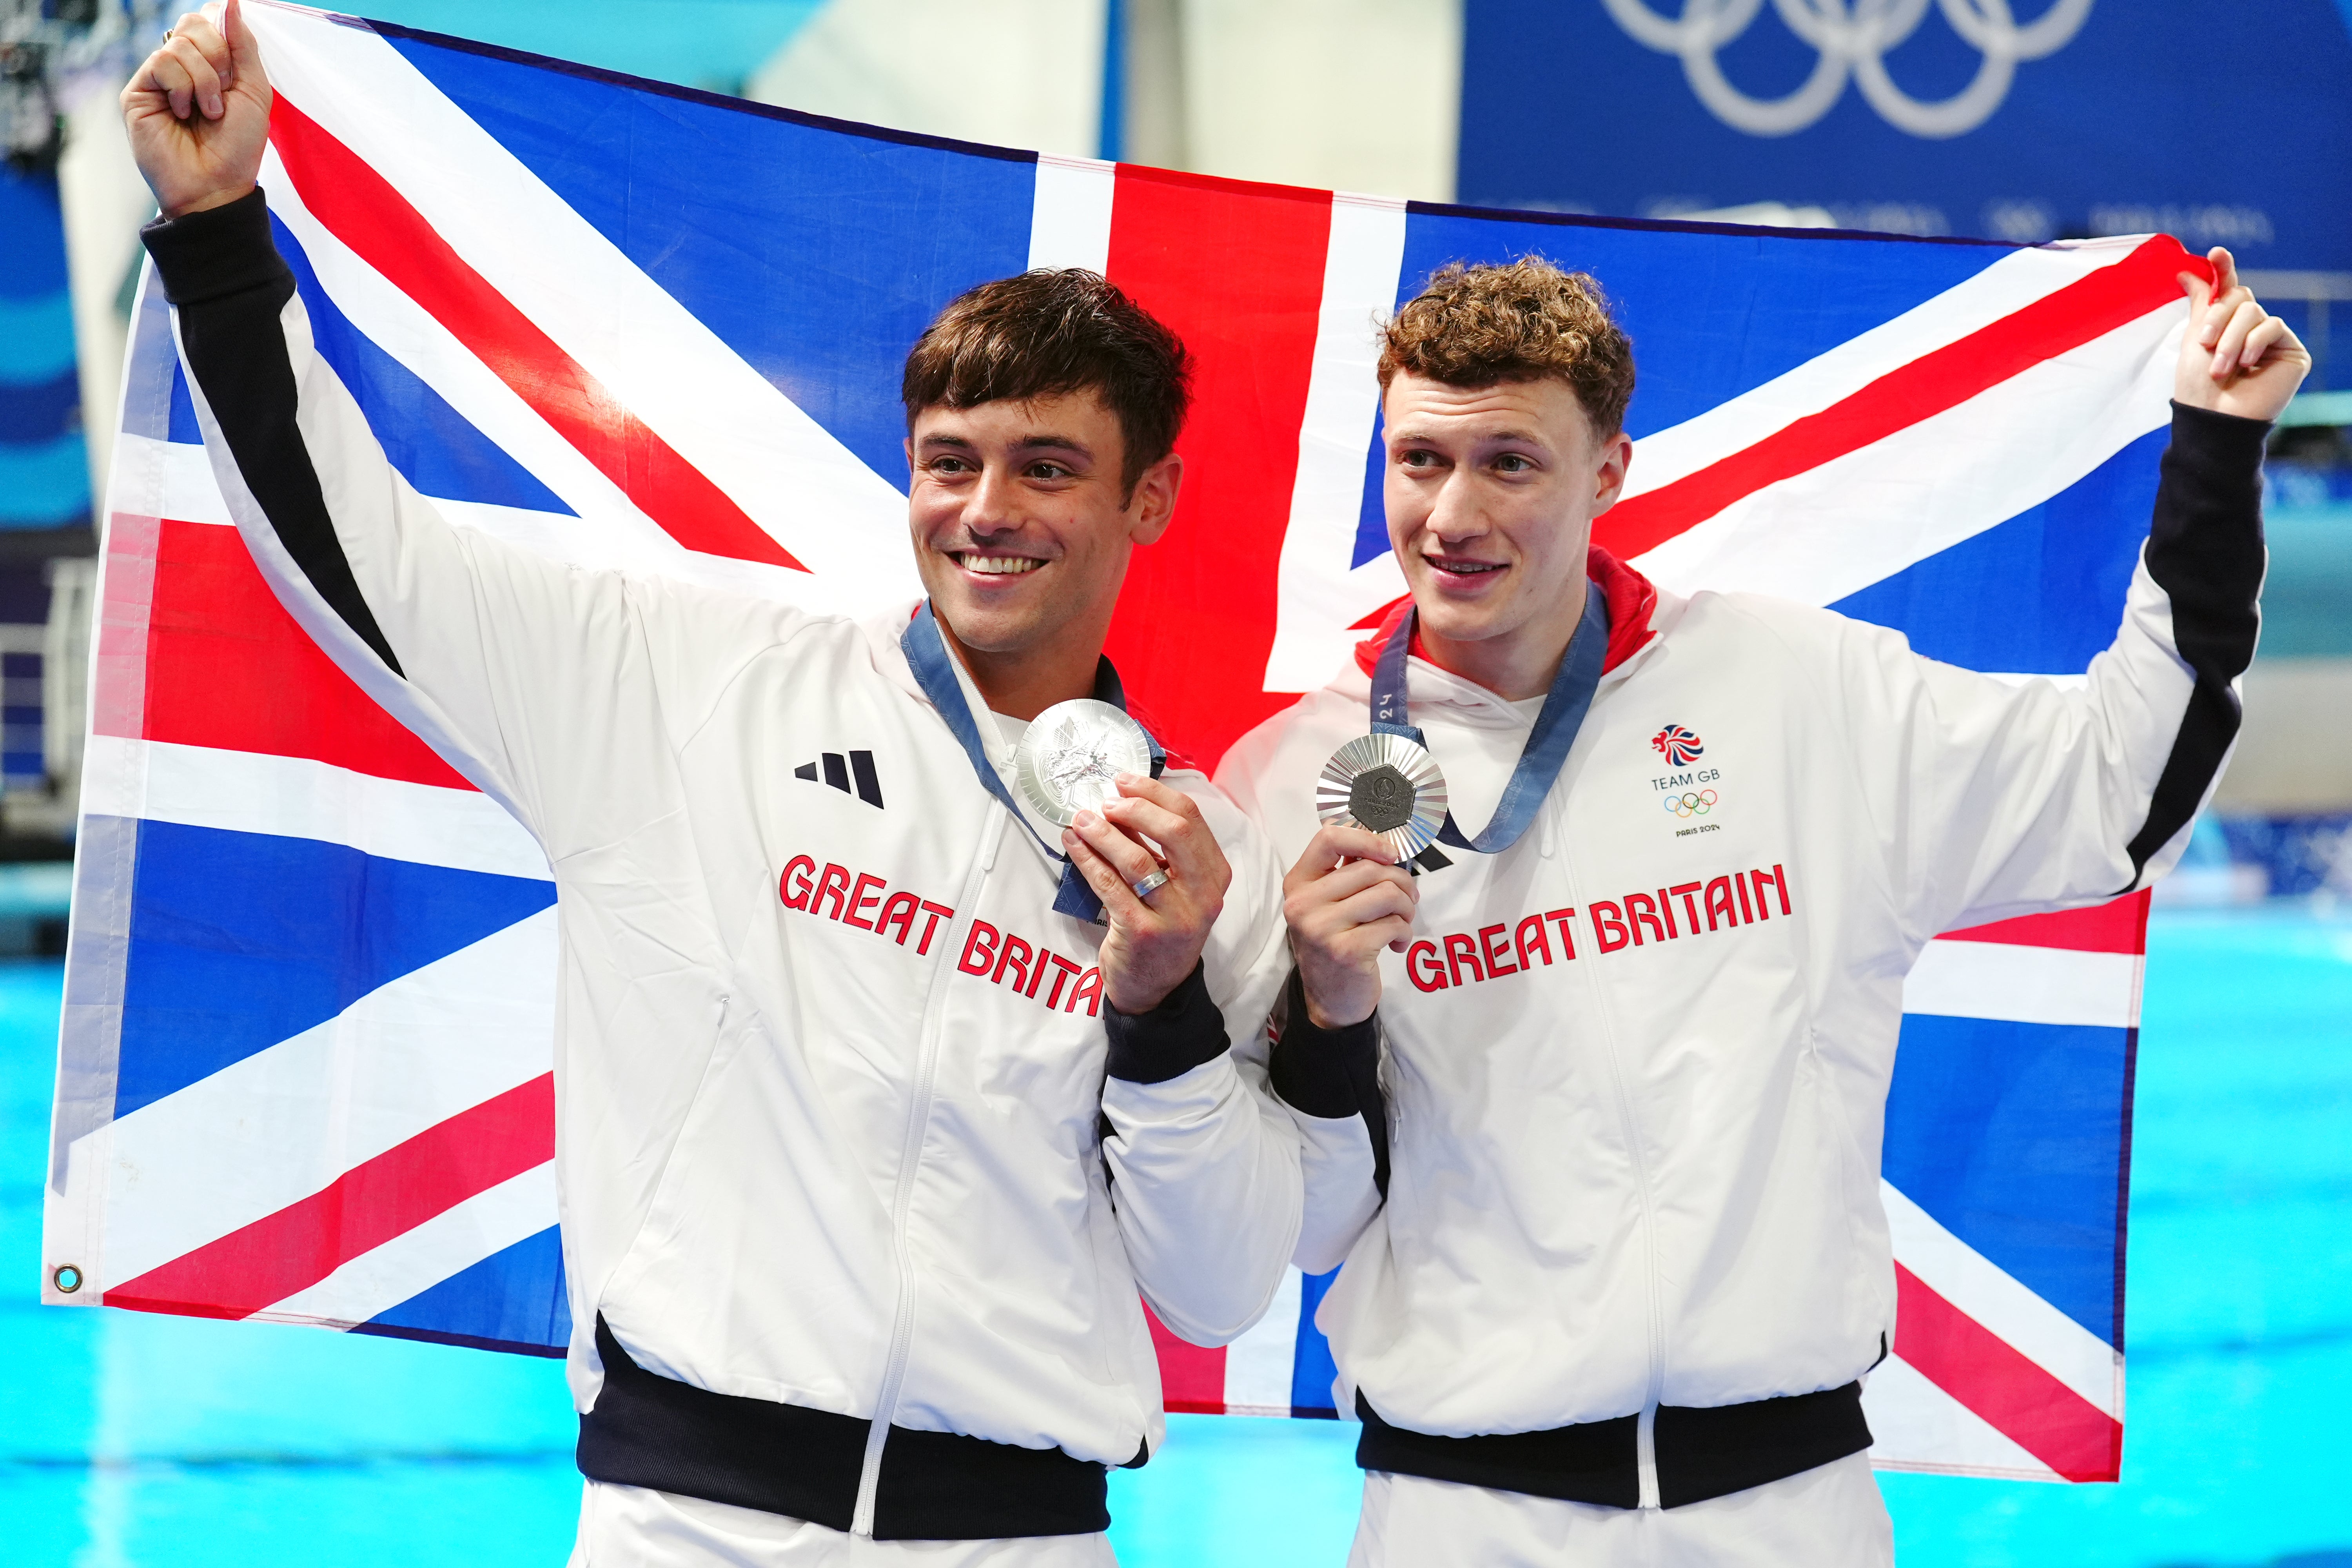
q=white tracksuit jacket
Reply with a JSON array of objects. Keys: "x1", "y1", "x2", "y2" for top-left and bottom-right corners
[
  {"x1": 143, "y1": 192, "x2": 1299, "y2": 1543},
  {"x1": 1218, "y1": 403, "x2": 2265, "y2": 1504}
]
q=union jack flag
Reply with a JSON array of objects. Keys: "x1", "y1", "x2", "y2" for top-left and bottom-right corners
[{"x1": 43, "y1": 0, "x2": 2185, "y2": 1485}]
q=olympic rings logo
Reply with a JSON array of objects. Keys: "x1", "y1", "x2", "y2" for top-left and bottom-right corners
[
  {"x1": 1663, "y1": 789, "x2": 1719, "y2": 818},
  {"x1": 1600, "y1": 0, "x2": 2095, "y2": 140}
]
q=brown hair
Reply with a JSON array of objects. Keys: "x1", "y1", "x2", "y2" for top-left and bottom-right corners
[
  {"x1": 902, "y1": 269, "x2": 1192, "y2": 496},
  {"x1": 1377, "y1": 257, "x2": 1635, "y2": 437}
]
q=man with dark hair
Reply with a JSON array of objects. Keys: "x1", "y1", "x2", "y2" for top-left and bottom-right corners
[
  {"x1": 1220, "y1": 252, "x2": 2304, "y2": 1564},
  {"x1": 904, "y1": 267, "x2": 1194, "y2": 498},
  {"x1": 125, "y1": 8, "x2": 1299, "y2": 1564}
]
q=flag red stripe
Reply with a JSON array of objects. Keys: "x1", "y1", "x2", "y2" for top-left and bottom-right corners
[
  {"x1": 122, "y1": 517, "x2": 474, "y2": 789},
  {"x1": 1892, "y1": 1261, "x2": 2122, "y2": 1482},
  {"x1": 265, "y1": 96, "x2": 806, "y2": 573},
  {"x1": 1103, "y1": 165, "x2": 1332, "y2": 770},
  {"x1": 1940, "y1": 891, "x2": 2151, "y2": 955},
  {"x1": 1597, "y1": 237, "x2": 2203, "y2": 563},
  {"x1": 105, "y1": 1073, "x2": 555, "y2": 1321},
  {"x1": 1145, "y1": 1299, "x2": 1230, "y2": 1416}
]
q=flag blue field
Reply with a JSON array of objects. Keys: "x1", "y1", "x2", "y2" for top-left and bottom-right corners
[{"x1": 44, "y1": 0, "x2": 2206, "y2": 1485}]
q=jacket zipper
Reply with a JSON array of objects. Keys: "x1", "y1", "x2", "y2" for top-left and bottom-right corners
[
  {"x1": 1559, "y1": 791, "x2": 1668, "y2": 1508},
  {"x1": 849, "y1": 808, "x2": 1007, "y2": 1535}
]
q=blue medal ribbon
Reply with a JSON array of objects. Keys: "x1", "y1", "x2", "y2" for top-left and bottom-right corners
[
  {"x1": 901, "y1": 601, "x2": 1165, "y2": 924},
  {"x1": 1368, "y1": 577, "x2": 1609, "y2": 865}
]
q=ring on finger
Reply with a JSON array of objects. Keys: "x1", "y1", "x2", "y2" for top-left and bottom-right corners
[{"x1": 1131, "y1": 869, "x2": 1171, "y2": 901}]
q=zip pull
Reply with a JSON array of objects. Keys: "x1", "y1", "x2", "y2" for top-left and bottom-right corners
[{"x1": 980, "y1": 808, "x2": 1007, "y2": 875}]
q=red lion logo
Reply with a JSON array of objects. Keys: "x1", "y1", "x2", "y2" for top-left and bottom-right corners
[{"x1": 1651, "y1": 724, "x2": 1704, "y2": 768}]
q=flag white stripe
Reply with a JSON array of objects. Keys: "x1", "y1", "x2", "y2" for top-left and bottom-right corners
[
  {"x1": 1864, "y1": 1352, "x2": 2061, "y2": 1481},
  {"x1": 1903, "y1": 940, "x2": 2142, "y2": 1030},
  {"x1": 1621, "y1": 238, "x2": 2155, "y2": 503},
  {"x1": 1632, "y1": 304, "x2": 2183, "y2": 608},
  {"x1": 248, "y1": 9, "x2": 918, "y2": 598},
  {"x1": 1980, "y1": 671, "x2": 2091, "y2": 690},
  {"x1": 1884, "y1": 1179, "x2": 2122, "y2": 1420},
  {"x1": 256, "y1": 145, "x2": 693, "y2": 565},
  {"x1": 78, "y1": 907, "x2": 557, "y2": 1288},
  {"x1": 257, "y1": 1161, "x2": 559, "y2": 1331},
  {"x1": 254, "y1": 147, "x2": 869, "y2": 611},
  {"x1": 1223, "y1": 1265, "x2": 1306, "y2": 1414},
  {"x1": 1028, "y1": 153, "x2": 1115, "y2": 273},
  {"x1": 107, "y1": 432, "x2": 231, "y2": 526},
  {"x1": 79, "y1": 735, "x2": 551, "y2": 882},
  {"x1": 1263, "y1": 194, "x2": 1408, "y2": 693}
]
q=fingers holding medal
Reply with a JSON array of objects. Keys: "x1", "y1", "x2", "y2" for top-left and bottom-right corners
[
  {"x1": 1062, "y1": 777, "x2": 1225, "y2": 928},
  {"x1": 1277, "y1": 735, "x2": 1447, "y2": 1030},
  {"x1": 1021, "y1": 701, "x2": 1229, "y2": 1013}
]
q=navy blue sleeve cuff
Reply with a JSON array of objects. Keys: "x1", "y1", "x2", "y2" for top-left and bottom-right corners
[
  {"x1": 142, "y1": 187, "x2": 291, "y2": 307},
  {"x1": 2115, "y1": 400, "x2": 2272, "y2": 886},
  {"x1": 1267, "y1": 969, "x2": 1378, "y2": 1120},
  {"x1": 2158, "y1": 400, "x2": 2270, "y2": 540},
  {"x1": 1102, "y1": 961, "x2": 1230, "y2": 1085},
  {"x1": 2148, "y1": 399, "x2": 2268, "y2": 682}
]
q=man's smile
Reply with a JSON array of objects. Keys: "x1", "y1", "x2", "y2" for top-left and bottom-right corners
[
  {"x1": 949, "y1": 551, "x2": 1047, "y2": 577},
  {"x1": 1422, "y1": 552, "x2": 1508, "y2": 587}
]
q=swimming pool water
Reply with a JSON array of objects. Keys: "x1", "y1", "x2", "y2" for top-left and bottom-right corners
[{"x1": 5, "y1": 906, "x2": 2348, "y2": 1565}]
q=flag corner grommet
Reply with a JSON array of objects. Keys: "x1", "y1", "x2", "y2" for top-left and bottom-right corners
[{"x1": 51, "y1": 1264, "x2": 83, "y2": 1294}]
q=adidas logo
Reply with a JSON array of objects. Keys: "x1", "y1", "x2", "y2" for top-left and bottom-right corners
[{"x1": 795, "y1": 750, "x2": 885, "y2": 809}]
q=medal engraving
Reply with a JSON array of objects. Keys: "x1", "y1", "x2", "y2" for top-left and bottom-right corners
[
  {"x1": 1317, "y1": 734, "x2": 1449, "y2": 861},
  {"x1": 1347, "y1": 765, "x2": 1417, "y2": 833},
  {"x1": 1015, "y1": 699, "x2": 1153, "y2": 827}
]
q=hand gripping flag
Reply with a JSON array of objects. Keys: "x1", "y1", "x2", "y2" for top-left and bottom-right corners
[{"x1": 45, "y1": 0, "x2": 2193, "y2": 1486}]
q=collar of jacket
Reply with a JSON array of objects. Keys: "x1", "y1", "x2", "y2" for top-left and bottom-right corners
[
  {"x1": 863, "y1": 600, "x2": 1034, "y2": 790},
  {"x1": 1352, "y1": 545, "x2": 1665, "y2": 690}
]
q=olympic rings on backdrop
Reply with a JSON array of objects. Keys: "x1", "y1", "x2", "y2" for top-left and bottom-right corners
[
  {"x1": 1662, "y1": 790, "x2": 1719, "y2": 818},
  {"x1": 1598, "y1": 0, "x2": 2094, "y2": 140}
]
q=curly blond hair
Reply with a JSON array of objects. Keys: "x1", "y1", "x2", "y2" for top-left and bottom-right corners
[{"x1": 1377, "y1": 257, "x2": 1635, "y2": 437}]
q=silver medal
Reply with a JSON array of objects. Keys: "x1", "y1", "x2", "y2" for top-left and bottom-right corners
[
  {"x1": 1015, "y1": 699, "x2": 1154, "y2": 827},
  {"x1": 1316, "y1": 733, "x2": 1449, "y2": 861}
]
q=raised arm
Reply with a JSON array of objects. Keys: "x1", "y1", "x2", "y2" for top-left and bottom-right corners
[
  {"x1": 1855, "y1": 252, "x2": 2307, "y2": 934},
  {"x1": 127, "y1": 5, "x2": 787, "y2": 845}
]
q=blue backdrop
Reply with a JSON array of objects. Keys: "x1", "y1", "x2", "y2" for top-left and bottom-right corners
[
  {"x1": 0, "y1": 165, "x2": 89, "y2": 533},
  {"x1": 1459, "y1": 0, "x2": 2352, "y2": 278}
]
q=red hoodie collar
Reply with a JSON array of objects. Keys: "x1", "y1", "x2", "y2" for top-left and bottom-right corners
[{"x1": 1352, "y1": 545, "x2": 1661, "y2": 684}]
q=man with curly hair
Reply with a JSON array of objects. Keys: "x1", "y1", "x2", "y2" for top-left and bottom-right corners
[{"x1": 1218, "y1": 254, "x2": 2305, "y2": 1563}]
